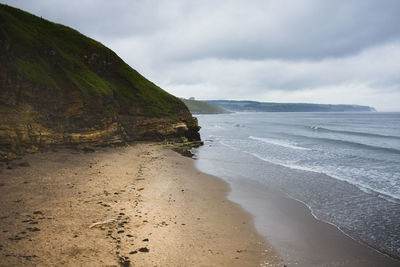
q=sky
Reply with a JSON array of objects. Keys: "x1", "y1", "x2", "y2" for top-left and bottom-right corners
[{"x1": 3, "y1": 0, "x2": 400, "y2": 111}]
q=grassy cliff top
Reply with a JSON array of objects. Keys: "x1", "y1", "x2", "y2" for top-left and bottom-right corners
[
  {"x1": 181, "y1": 98, "x2": 228, "y2": 114},
  {"x1": 0, "y1": 3, "x2": 188, "y2": 120}
]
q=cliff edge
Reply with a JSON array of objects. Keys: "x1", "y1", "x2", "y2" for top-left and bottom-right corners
[{"x1": 0, "y1": 4, "x2": 200, "y2": 160}]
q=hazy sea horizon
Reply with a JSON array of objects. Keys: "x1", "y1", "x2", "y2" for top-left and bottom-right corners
[{"x1": 193, "y1": 112, "x2": 400, "y2": 260}]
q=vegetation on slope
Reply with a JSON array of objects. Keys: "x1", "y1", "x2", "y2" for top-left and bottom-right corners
[
  {"x1": 180, "y1": 98, "x2": 229, "y2": 114},
  {"x1": 0, "y1": 3, "x2": 187, "y2": 120},
  {"x1": 0, "y1": 4, "x2": 200, "y2": 160}
]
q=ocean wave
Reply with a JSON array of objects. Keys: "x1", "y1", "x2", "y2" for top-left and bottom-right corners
[
  {"x1": 310, "y1": 126, "x2": 400, "y2": 140},
  {"x1": 312, "y1": 136, "x2": 400, "y2": 155},
  {"x1": 219, "y1": 141, "x2": 239, "y2": 151},
  {"x1": 249, "y1": 136, "x2": 312, "y2": 151},
  {"x1": 247, "y1": 151, "x2": 400, "y2": 202},
  {"x1": 283, "y1": 133, "x2": 400, "y2": 155}
]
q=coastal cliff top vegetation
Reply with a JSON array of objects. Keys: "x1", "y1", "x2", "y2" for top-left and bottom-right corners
[
  {"x1": 180, "y1": 98, "x2": 229, "y2": 114},
  {"x1": 0, "y1": 3, "x2": 188, "y2": 120}
]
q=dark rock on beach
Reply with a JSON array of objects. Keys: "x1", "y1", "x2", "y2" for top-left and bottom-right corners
[{"x1": 138, "y1": 247, "x2": 149, "y2": 253}]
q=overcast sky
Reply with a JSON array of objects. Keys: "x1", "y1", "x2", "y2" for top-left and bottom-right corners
[{"x1": 3, "y1": 0, "x2": 400, "y2": 111}]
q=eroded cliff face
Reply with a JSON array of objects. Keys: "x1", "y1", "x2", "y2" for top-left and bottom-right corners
[
  {"x1": 0, "y1": 75, "x2": 200, "y2": 160},
  {"x1": 0, "y1": 4, "x2": 200, "y2": 161}
]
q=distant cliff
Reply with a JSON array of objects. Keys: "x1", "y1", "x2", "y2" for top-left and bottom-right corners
[
  {"x1": 181, "y1": 98, "x2": 229, "y2": 114},
  {"x1": 0, "y1": 4, "x2": 200, "y2": 160},
  {"x1": 205, "y1": 100, "x2": 376, "y2": 112}
]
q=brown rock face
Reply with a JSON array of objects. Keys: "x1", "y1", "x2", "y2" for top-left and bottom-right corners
[
  {"x1": 0, "y1": 4, "x2": 201, "y2": 161},
  {"x1": 0, "y1": 76, "x2": 201, "y2": 160}
]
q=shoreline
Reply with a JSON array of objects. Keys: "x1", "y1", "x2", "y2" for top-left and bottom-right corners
[
  {"x1": 214, "y1": 171, "x2": 400, "y2": 267},
  {"x1": 0, "y1": 143, "x2": 281, "y2": 266},
  {"x1": 192, "y1": 121, "x2": 400, "y2": 267},
  {"x1": 287, "y1": 190, "x2": 400, "y2": 263}
]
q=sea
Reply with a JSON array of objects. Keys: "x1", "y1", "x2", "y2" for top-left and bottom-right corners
[{"x1": 192, "y1": 112, "x2": 400, "y2": 261}]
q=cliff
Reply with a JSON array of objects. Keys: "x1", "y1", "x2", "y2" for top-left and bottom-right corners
[{"x1": 0, "y1": 4, "x2": 200, "y2": 160}]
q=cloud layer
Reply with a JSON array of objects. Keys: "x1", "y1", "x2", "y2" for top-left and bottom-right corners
[{"x1": 4, "y1": 0, "x2": 400, "y2": 110}]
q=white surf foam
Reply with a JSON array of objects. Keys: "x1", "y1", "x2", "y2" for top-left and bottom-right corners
[
  {"x1": 247, "y1": 151, "x2": 400, "y2": 202},
  {"x1": 249, "y1": 136, "x2": 312, "y2": 151}
]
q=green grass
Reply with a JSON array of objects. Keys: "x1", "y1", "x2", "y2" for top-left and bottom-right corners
[
  {"x1": 181, "y1": 98, "x2": 228, "y2": 114},
  {"x1": 14, "y1": 59, "x2": 57, "y2": 87},
  {"x1": 0, "y1": 3, "x2": 188, "y2": 120}
]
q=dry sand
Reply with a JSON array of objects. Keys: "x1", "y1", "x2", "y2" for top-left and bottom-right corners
[{"x1": 0, "y1": 143, "x2": 281, "y2": 266}]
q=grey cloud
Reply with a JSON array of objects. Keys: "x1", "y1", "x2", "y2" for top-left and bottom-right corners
[
  {"x1": 155, "y1": 41, "x2": 400, "y2": 107},
  {"x1": 2, "y1": 0, "x2": 400, "y2": 111},
  {"x1": 5, "y1": 0, "x2": 180, "y2": 38},
  {"x1": 6, "y1": 0, "x2": 400, "y2": 61},
  {"x1": 113, "y1": 0, "x2": 400, "y2": 61}
]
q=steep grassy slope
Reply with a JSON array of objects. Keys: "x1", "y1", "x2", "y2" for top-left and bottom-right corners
[
  {"x1": 181, "y1": 98, "x2": 229, "y2": 114},
  {"x1": 0, "y1": 4, "x2": 200, "y2": 160}
]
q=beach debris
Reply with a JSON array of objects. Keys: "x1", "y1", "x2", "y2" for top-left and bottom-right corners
[
  {"x1": 8, "y1": 236, "x2": 22, "y2": 241},
  {"x1": 137, "y1": 187, "x2": 144, "y2": 191},
  {"x1": 118, "y1": 256, "x2": 131, "y2": 267},
  {"x1": 82, "y1": 147, "x2": 95, "y2": 153},
  {"x1": 138, "y1": 247, "x2": 149, "y2": 253},
  {"x1": 6, "y1": 162, "x2": 17, "y2": 169},
  {"x1": 88, "y1": 219, "x2": 116, "y2": 229},
  {"x1": 142, "y1": 238, "x2": 149, "y2": 242},
  {"x1": 26, "y1": 227, "x2": 40, "y2": 232},
  {"x1": 118, "y1": 221, "x2": 128, "y2": 227},
  {"x1": 18, "y1": 161, "x2": 30, "y2": 167}
]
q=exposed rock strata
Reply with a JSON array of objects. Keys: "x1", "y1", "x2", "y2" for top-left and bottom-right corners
[
  {"x1": 0, "y1": 76, "x2": 200, "y2": 160},
  {"x1": 0, "y1": 4, "x2": 200, "y2": 160}
]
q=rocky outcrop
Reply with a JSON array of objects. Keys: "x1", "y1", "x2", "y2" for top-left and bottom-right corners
[
  {"x1": 0, "y1": 72, "x2": 201, "y2": 161},
  {"x1": 0, "y1": 4, "x2": 200, "y2": 160},
  {"x1": 0, "y1": 111, "x2": 200, "y2": 160}
]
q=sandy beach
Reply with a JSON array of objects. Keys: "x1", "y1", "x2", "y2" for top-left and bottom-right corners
[{"x1": 0, "y1": 143, "x2": 281, "y2": 266}]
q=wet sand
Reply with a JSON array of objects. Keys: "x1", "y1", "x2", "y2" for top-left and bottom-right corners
[
  {"x1": 0, "y1": 143, "x2": 280, "y2": 266},
  {"x1": 227, "y1": 178, "x2": 400, "y2": 267}
]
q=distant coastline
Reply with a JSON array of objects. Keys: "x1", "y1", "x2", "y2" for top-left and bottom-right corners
[
  {"x1": 180, "y1": 98, "x2": 230, "y2": 114},
  {"x1": 204, "y1": 100, "x2": 376, "y2": 113}
]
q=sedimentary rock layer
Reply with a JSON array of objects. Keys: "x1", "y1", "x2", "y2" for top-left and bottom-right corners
[{"x1": 0, "y1": 4, "x2": 200, "y2": 160}]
